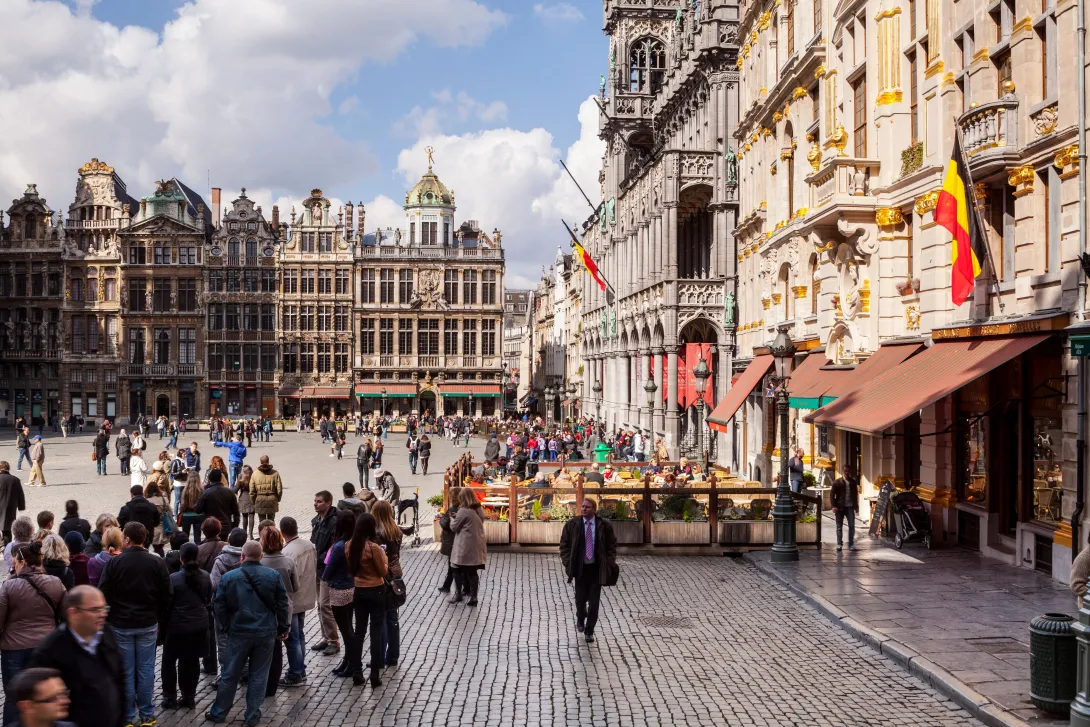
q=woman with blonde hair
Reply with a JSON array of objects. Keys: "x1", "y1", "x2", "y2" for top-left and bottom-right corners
[
  {"x1": 40, "y1": 533, "x2": 74, "y2": 589},
  {"x1": 84, "y1": 513, "x2": 119, "y2": 557},
  {"x1": 205, "y1": 455, "x2": 228, "y2": 487},
  {"x1": 88, "y1": 526, "x2": 123, "y2": 586},
  {"x1": 450, "y1": 487, "x2": 486, "y2": 607},
  {"x1": 370, "y1": 501, "x2": 403, "y2": 669}
]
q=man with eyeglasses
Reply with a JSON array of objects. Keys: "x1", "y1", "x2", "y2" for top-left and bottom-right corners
[
  {"x1": 29, "y1": 587, "x2": 124, "y2": 727},
  {"x1": 4, "y1": 667, "x2": 73, "y2": 727}
]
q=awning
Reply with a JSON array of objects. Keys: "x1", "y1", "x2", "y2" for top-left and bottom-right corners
[
  {"x1": 805, "y1": 334, "x2": 1052, "y2": 434},
  {"x1": 354, "y1": 384, "x2": 417, "y2": 398},
  {"x1": 707, "y1": 355, "x2": 774, "y2": 433},
  {"x1": 790, "y1": 341, "x2": 926, "y2": 409},
  {"x1": 780, "y1": 352, "x2": 827, "y2": 409},
  {"x1": 277, "y1": 387, "x2": 300, "y2": 398},
  {"x1": 441, "y1": 383, "x2": 502, "y2": 398},
  {"x1": 299, "y1": 387, "x2": 352, "y2": 399}
]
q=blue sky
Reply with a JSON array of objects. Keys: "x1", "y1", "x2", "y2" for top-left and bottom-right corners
[{"x1": 3, "y1": 0, "x2": 609, "y2": 286}]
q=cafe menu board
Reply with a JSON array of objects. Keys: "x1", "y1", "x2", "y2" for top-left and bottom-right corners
[{"x1": 869, "y1": 479, "x2": 895, "y2": 536}]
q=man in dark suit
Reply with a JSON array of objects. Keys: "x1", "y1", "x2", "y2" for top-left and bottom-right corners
[
  {"x1": 116, "y1": 485, "x2": 159, "y2": 536},
  {"x1": 29, "y1": 586, "x2": 125, "y2": 727},
  {"x1": 831, "y1": 466, "x2": 861, "y2": 552},
  {"x1": 559, "y1": 498, "x2": 618, "y2": 644}
]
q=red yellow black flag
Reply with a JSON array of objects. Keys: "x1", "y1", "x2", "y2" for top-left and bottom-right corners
[{"x1": 934, "y1": 135, "x2": 983, "y2": 305}]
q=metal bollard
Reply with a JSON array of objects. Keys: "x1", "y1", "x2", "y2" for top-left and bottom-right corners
[
  {"x1": 1072, "y1": 607, "x2": 1090, "y2": 725},
  {"x1": 1031, "y1": 612, "x2": 1077, "y2": 714}
]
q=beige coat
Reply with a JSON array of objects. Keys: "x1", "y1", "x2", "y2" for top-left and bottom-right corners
[
  {"x1": 1072, "y1": 545, "x2": 1090, "y2": 608},
  {"x1": 250, "y1": 465, "x2": 283, "y2": 514},
  {"x1": 450, "y1": 506, "x2": 487, "y2": 568},
  {"x1": 283, "y1": 536, "x2": 317, "y2": 613}
]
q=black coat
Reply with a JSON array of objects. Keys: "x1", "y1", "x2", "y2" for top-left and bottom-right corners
[
  {"x1": 83, "y1": 530, "x2": 104, "y2": 557},
  {"x1": 117, "y1": 496, "x2": 159, "y2": 536},
  {"x1": 310, "y1": 508, "x2": 338, "y2": 576},
  {"x1": 114, "y1": 435, "x2": 132, "y2": 459},
  {"x1": 831, "y1": 476, "x2": 860, "y2": 510},
  {"x1": 45, "y1": 558, "x2": 75, "y2": 589},
  {"x1": 166, "y1": 567, "x2": 212, "y2": 638},
  {"x1": 195, "y1": 483, "x2": 240, "y2": 532},
  {"x1": 98, "y1": 546, "x2": 172, "y2": 630},
  {"x1": 59, "y1": 515, "x2": 92, "y2": 540},
  {"x1": 93, "y1": 434, "x2": 109, "y2": 457},
  {"x1": 559, "y1": 516, "x2": 618, "y2": 583},
  {"x1": 439, "y1": 506, "x2": 458, "y2": 556},
  {"x1": 0, "y1": 472, "x2": 25, "y2": 532},
  {"x1": 29, "y1": 625, "x2": 125, "y2": 727}
]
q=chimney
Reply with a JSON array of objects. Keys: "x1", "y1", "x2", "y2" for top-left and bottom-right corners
[
  {"x1": 357, "y1": 204, "x2": 365, "y2": 235},
  {"x1": 345, "y1": 201, "x2": 354, "y2": 240},
  {"x1": 211, "y1": 188, "x2": 221, "y2": 227},
  {"x1": 271, "y1": 205, "x2": 279, "y2": 229}
]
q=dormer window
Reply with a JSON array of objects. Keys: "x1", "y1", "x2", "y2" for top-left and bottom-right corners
[
  {"x1": 229, "y1": 222, "x2": 239, "y2": 231},
  {"x1": 247, "y1": 222, "x2": 257, "y2": 231},
  {"x1": 630, "y1": 38, "x2": 666, "y2": 93}
]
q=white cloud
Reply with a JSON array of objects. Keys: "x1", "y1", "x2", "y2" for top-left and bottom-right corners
[
  {"x1": 533, "y1": 3, "x2": 585, "y2": 23},
  {"x1": 0, "y1": 0, "x2": 507, "y2": 206},
  {"x1": 393, "y1": 90, "x2": 508, "y2": 138},
  {"x1": 389, "y1": 96, "x2": 605, "y2": 286}
]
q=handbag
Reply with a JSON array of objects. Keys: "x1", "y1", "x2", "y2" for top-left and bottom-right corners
[
  {"x1": 91, "y1": 451, "x2": 97, "y2": 462},
  {"x1": 161, "y1": 509, "x2": 176, "y2": 537},
  {"x1": 385, "y1": 577, "x2": 407, "y2": 608}
]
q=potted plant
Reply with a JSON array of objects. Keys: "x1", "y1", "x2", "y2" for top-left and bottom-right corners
[
  {"x1": 598, "y1": 500, "x2": 643, "y2": 544},
  {"x1": 651, "y1": 495, "x2": 710, "y2": 545},
  {"x1": 796, "y1": 512, "x2": 819, "y2": 543},
  {"x1": 518, "y1": 501, "x2": 571, "y2": 545},
  {"x1": 481, "y1": 506, "x2": 510, "y2": 544},
  {"x1": 428, "y1": 494, "x2": 445, "y2": 541},
  {"x1": 719, "y1": 499, "x2": 776, "y2": 544}
]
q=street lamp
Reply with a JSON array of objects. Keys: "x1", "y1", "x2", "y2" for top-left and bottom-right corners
[
  {"x1": 642, "y1": 376, "x2": 657, "y2": 440},
  {"x1": 692, "y1": 354, "x2": 711, "y2": 476},
  {"x1": 544, "y1": 386, "x2": 554, "y2": 426},
  {"x1": 769, "y1": 328, "x2": 799, "y2": 563},
  {"x1": 592, "y1": 378, "x2": 603, "y2": 425},
  {"x1": 380, "y1": 387, "x2": 387, "y2": 417},
  {"x1": 468, "y1": 390, "x2": 475, "y2": 419},
  {"x1": 567, "y1": 382, "x2": 577, "y2": 423}
]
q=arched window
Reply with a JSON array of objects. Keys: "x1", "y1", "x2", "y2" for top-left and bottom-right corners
[
  {"x1": 630, "y1": 38, "x2": 666, "y2": 93},
  {"x1": 245, "y1": 238, "x2": 258, "y2": 260}
]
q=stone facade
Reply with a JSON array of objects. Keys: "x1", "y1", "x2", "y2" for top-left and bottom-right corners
[
  {"x1": 580, "y1": 0, "x2": 741, "y2": 457},
  {"x1": 528, "y1": 249, "x2": 584, "y2": 422}
]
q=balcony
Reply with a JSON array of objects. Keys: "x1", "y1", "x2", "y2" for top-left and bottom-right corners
[
  {"x1": 66, "y1": 219, "x2": 120, "y2": 230},
  {"x1": 124, "y1": 362, "x2": 204, "y2": 378},
  {"x1": 207, "y1": 369, "x2": 271, "y2": 383},
  {"x1": 804, "y1": 156, "x2": 881, "y2": 222},
  {"x1": 958, "y1": 96, "x2": 1020, "y2": 179},
  {"x1": 358, "y1": 355, "x2": 501, "y2": 370},
  {"x1": 0, "y1": 350, "x2": 61, "y2": 360},
  {"x1": 357, "y1": 246, "x2": 503, "y2": 261}
]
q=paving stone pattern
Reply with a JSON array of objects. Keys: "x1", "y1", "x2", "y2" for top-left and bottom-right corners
[{"x1": 3, "y1": 431, "x2": 982, "y2": 726}]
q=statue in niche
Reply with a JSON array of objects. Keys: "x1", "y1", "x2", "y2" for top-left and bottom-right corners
[
  {"x1": 724, "y1": 145, "x2": 737, "y2": 186},
  {"x1": 724, "y1": 292, "x2": 736, "y2": 328},
  {"x1": 145, "y1": 287, "x2": 153, "y2": 313},
  {"x1": 609, "y1": 308, "x2": 617, "y2": 337},
  {"x1": 599, "y1": 75, "x2": 606, "y2": 98},
  {"x1": 601, "y1": 309, "x2": 608, "y2": 339},
  {"x1": 836, "y1": 243, "x2": 861, "y2": 320}
]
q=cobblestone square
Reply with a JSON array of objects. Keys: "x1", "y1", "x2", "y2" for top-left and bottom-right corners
[{"x1": 4, "y1": 430, "x2": 982, "y2": 726}]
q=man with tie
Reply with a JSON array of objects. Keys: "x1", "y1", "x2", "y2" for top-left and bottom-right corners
[{"x1": 559, "y1": 498, "x2": 618, "y2": 644}]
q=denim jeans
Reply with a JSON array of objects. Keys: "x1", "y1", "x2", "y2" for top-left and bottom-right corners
[
  {"x1": 228, "y1": 461, "x2": 242, "y2": 488},
  {"x1": 378, "y1": 607, "x2": 399, "y2": 666},
  {"x1": 285, "y1": 612, "x2": 306, "y2": 679},
  {"x1": 119, "y1": 456, "x2": 130, "y2": 475},
  {"x1": 835, "y1": 507, "x2": 856, "y2": 547},
  {"x1": 114, "y1": 624, "x2": 158, "y2": 721},
  {"x1": 168, "y1": 434, "x2": 177, "y2": 449},
  {"x1": 2, "y1": 648, "x2": 33, "y2": 725},
  {"x1": 208, "y1": 631, "x2": 276, "y2": 724},
  {"x1": 15, "y1": 448, "x2": 28, "y2": 470},
  {"x1": 408, "y1": 451, "x2": 419, "y2": 473},
  {"x1": 96, "y1": 455, "x2": 107, "y2": 475},
  {"x1": 173, "y1": 483, "x2": 184, "y2": 515}
]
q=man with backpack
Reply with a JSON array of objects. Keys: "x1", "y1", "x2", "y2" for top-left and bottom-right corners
[{"x1": 406, "y1": 431, "x2": 420, "y2": 475}]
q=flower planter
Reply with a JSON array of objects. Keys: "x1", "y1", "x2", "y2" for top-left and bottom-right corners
[
  {"x1": 797, "y1": 521, "x2": 819, "y2": 543},
  {"x1": 605, "y1": 520, "x2": 644, "y2": 545},
  {"x1": 432, "y1": 520, "x2": 442, "y2": 543},
  {"x1": 651, "y1": 521, "x2": 711, "y2": 545},
  {"x1": 483, "y1": 520, "x2": 510, "y2": 545},
  {"x1": 717, "y1": 520, "x2": 819, "y2": 545},
  {"x1": 516, "y1": 520, "x2": 566, "y2": 545}
]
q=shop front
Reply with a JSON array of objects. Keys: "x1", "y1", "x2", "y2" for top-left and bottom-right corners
[
  {"x1": 298, "y1": 387, "x2": 352, "y2": 419},
  {"x1": 354, "y1": 383, "x2": 417, "y2": 417},
  {"x1": 806, "y1": 314, "x2": 1070, "y2": 579},
  {"x1": 441, "y1": 383, "x2": 501, "y2": 418}
]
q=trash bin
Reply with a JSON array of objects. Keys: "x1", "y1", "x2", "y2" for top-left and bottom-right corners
[
  {"x1": 1030, "y1": 612, "x2": 1077, "y2": 713},
  {"x1": 593, "y1": 442, "x2": 612, "y2": 463}
]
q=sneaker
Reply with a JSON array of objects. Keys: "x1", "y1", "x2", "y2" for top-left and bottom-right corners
[
  {"x1": 139, "y1": 717, "x2": 157, "y2": 727},
  {"x1": 321, "y1": 642, "x2": 340, "y2": 656},
  {"x1": 280, "y1": 675, "x2": 306, "y2": 687},
  {"x1": 585, "y1": 633, "x2": 595, "y2": 643},
  {"x1": 836, "y1": 545, "x2": 843, "y2": 552},
  {"x1": 576, "y1": 621, "x2": 585, "y2": 633},
  {"x1": 848, "y1": 545, "x2": 855, "y2": 551},
  {"x1": 310, "y1": 640, "x2": 329, "y2": 652}
]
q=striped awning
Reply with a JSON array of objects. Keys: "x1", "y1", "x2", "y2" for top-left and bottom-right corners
[
  {"x1": 299, "y1": 387, "x2": 352, "y2": 399},
  {"x1": 441, "y1": 383, "x2": 502, "y2": 398},
  {"x1": 707, "y1": 355, "x2": 774, "y2": 433},
  {"x1": 354, "y1": 384, "x2": 417, "y2": 398}
]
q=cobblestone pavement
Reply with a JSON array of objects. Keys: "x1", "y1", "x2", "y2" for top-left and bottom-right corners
[{"x1": 5, "y1": 431, "x2": 982, "y2": 726}]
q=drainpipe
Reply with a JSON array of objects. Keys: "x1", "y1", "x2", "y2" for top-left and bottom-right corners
[
  {"x1": 1076, "y1": 356, "x2": 1086, "y2": 557},
  {"x1": 1074, "y1": 1, "x2": 1087, "y2": 555}
]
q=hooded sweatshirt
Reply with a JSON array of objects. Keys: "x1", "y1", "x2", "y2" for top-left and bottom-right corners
[
  {"x1": 87, "y1": 549, "x2": 116, "y2": 587},
  {"x1": 210, "y1": 543, "x2": 243, "y2": 590}
]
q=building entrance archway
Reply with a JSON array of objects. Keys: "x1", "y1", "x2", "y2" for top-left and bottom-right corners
[{"x1": 155, "y1": 394, "x2": 170, "y2": 419}]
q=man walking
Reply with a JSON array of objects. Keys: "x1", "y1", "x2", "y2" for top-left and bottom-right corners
[
  {"x1": 97, "y1": 523, "x2": 172, "y2": 727},
  {"x1": 27, "y1": 435, "x2": 46, "y2": 488},
  {"x1": 279, "y1": 517, "x2": 315, "y2": 687},
  {"x1": 0, "y1": 461, "x2": 26, "y2": 543},
  {"x1": 308, "y1": 492, "x2": 339, "y2": 656},
  {"x1": 30, "y1": 586, "x2": 125, "y2": 727},
  {"x1": 205, "y1": 541, "x2": 289, "y2": 727},
  {"x1": 14, "y1": 427, "x2": 30, "y2": 472},
  {"x1": 249, "y1": 455, "x2": 283, "y2": 525},
  {"x1": 406, "y1": 430, "x2": 420, "y2": 476},
  {"x1": 213, "y1": 434, "x2": 247, "y2": 488},
  {"x1": 559, "y1": 498, "x2": 618, "y2": 644},
  {"x1": 355, "y1": 439, "x2": 372, "y2": 491},
  {"x1": 831, "y1": 466, "x2": 860, "y2": 552}
]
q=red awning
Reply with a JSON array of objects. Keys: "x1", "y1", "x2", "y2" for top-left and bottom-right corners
[
  {"x1": 707, "y1": 355, "x2": 774, "y2": 433},
  {"x1": 805, "y1": 334, "x2": 1052, "y2": 434},
  {"x1": 277, "y1": 388, "x2": 299, "y2": 398},
  {"x1": 791, "y1": 341, "x2": 926, "y2": 407},
  {"x1": 781, "y1": 352, "x2": 827, "y2": 398},
  {"x1": 442, "y1": 384, "x2": 502, "y2": 395},
  {"x1": 354, "y1": 384, "x2": 417, "y2": 396},
  {"x1": 299, "y1": 387, "x2": 352, "y2": 399}
]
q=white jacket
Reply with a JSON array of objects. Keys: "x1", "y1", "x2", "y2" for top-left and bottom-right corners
[{"x1": 130, "y1": 456, "x2": 149, "y2": 488}]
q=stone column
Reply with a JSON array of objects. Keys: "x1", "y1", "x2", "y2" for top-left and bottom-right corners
[
  {"x1": 717, "y1": 340, "x2": 734, "y2": 469},
  {"x1": 665, "y1": 204, "x2": 679, "y2": 280},
  {"x1": 666, "y1": 346, "x2": 680, "y2": 456},
  {"x1": 652, "y1": 347, "x2": 665, "y2": 437},
  {"x1": 640, "y1": 347, "x2": 653, "y2": 433}
]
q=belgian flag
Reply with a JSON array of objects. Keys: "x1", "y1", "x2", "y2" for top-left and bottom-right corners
[
  {"x1": 934, "y1": 135, "x2": 983, "y2": 305},
  {"x1": 573, "y1": 241, "x2": 606, "y2": 291}
]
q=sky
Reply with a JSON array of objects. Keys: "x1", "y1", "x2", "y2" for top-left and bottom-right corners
[{"x1": 0, "y1": 0, "x2": 608, "y2": 288}]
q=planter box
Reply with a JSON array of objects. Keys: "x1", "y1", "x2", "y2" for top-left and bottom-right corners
[
  {"x1": 483, "y1": 520, "x2": 510, "y2": 545},
  {"x1": 718, "y1": 520, "x2": 819, "y2": 545},
  {"x1": 604, "y1": 520, "x2": 644, "y2": 544},
  {"x1": 432, "y1": 520, "x2": 442, "y2": 543},
  {"x1": 651, "y1": 521, "x2": 711, "y2": 545},
  {"x1": 516, "y1": 520, "x2": 566, "y2": 545}
]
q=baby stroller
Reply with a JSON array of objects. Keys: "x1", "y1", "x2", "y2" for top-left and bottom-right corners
[
  {"x1": 397, "y1": 489, "x2": 421, "y2": 548},
  {"x1": 891, "y1": 491, "x2": 933, "y2": 550}
]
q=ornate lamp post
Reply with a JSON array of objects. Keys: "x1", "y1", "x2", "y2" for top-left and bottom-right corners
[
  {"x1": 468, "y1": 390, "x2": 475, "y2": 419},
  {"x1": 592, "y1": 379, "x2": 603, "y2": 427},
  {"x1": 380, "y1": 387, "x2": 387, "y2": 417},
  {"x1": 500, "y1": 362, "x2": 508, "y2": 412},
  {"x1": 769, "y1": 328, "x2": 799, "y2": 562},
  {"x1": 567, "y1": 382, "x2": 577, "y2": 423},
  {"x1": 544, "y1": 386, "x2": 554, "y2": 426},
  {"x1": 643, "y1": 376, "x2": 657, "y2": 438},
  {"x1": 692, "y1": 354, "x2": 711, "y2": 475}
]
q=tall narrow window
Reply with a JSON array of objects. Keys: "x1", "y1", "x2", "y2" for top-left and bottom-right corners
[
  {"x1": 630, "y1": 38, "x2": 666, "y2": 93},
  {"x1": 398, "y1": 270, "x2": 414, "y2": 302},
  {"x1": 178, "y1": 328, "x2": 196, "y2": 365},
  {"x1": 482, "y1": 270, "x2": 497, "y2": 305},
  {"x1": 398, "y1": 319, "x2": 413, "y2": 354},
  {"x1": 444, "y1": 320, "x2": 459, "y2": 355},
  {"x1": 359, "y1": 319, "x2": 375, "y2": 355},
  {"x1": 361, "y1": 269, "x2": 376, "y2": 303},
  {"x1": 786, "y1": 0, "x2": 795, "y2": 56},
  {"x1": 463, "y1": 270, "x2": 478, "y2": 305},
  {"x1": 72, "y1": 317, "x2": 85, "y2": 354},
  {"x1": 814, "y1": 0, "x2": 823, "y2": 40},
  {"x1": 908, "y1": 0, "x2": 915, "y2": 38},
  {"x1": 482, "y1": 319, "x2": 497, "y2": 356},
  {"x1": 129, "y1": 327, "x2": 146, "y2": 364},
  {"x1": 380, "y1": 269, "x2": 394, "y2": 303},
  {"x1": 462, "y1": 319, "x2": 478, "y2": 355},
  {"x1": 379, "y1": 319, "x2": 394, "y2": 355},
  {"x1": 852, "y1": 78, "x2": 867, "y2": 157},
  {"x1": 444, "y1": 270, "x2": 459, "y2": 305},
  {"x1": 908, "y1": 52, "x2": 919, "y2": 142}
]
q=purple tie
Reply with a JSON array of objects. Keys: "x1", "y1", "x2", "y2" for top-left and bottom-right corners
[{"x1": 585, "y1": 519, "x2": 593, "y2": 560}]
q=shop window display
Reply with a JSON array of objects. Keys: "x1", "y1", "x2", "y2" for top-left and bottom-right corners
[
  {"x1": 960, "y1": 416, "x2": 988, "y2": 506},
  {"x1": 1032, "y1": 415, "x2": 1063, "y2": 523}
]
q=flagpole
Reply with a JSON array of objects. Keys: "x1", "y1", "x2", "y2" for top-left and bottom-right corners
[
  {"x1": 562, "y1": 218, "x2": 617, "y2": 303},
  {"x1": 954, "y1": 122, "x2": 1005, "y2": 313}
]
